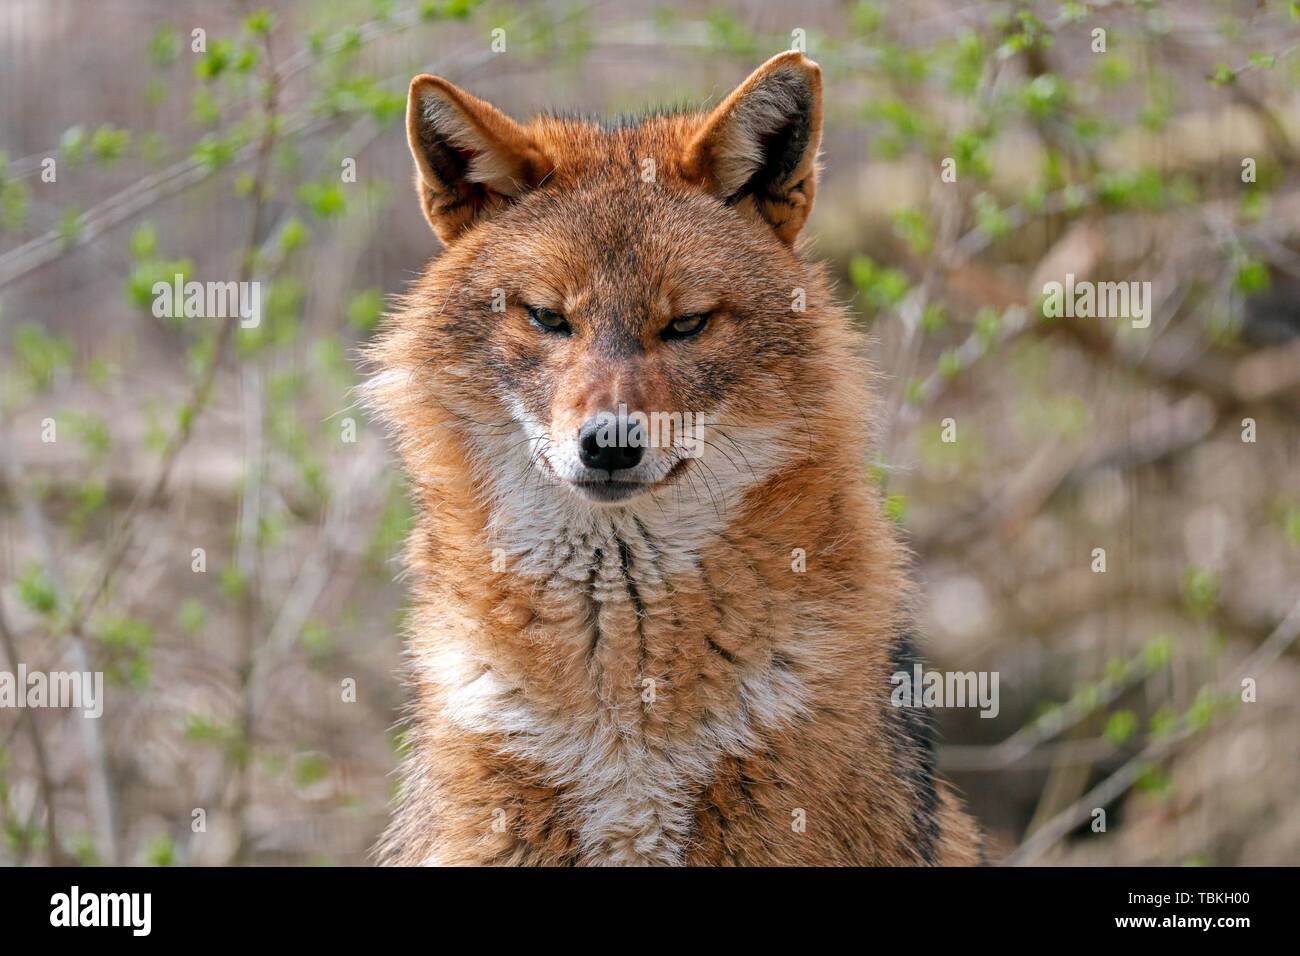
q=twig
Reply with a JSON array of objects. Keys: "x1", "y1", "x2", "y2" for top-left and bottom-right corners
[
  {"x1": 941, "y1": 660, "x2": 1153, "y2": 772},
  {"x1": 0, "y1": 595, "x2": 64, "y2": 864},
  {"x1": 0, "y1": 0, "x2": 429, "y2": 290},
  {"x1": 255, "y1": 448, "x2": 384, "y2": 679},
  {"x1": 916, "y1": 393, "x2": 1220, "y2": 555},
  {"x1": 1002, "y1": 593, "x2": 1300, "y2": 865},
  {"x1": 877, "y1": 41, "x2": 1007, "y2": 485},
  {"x1": 0, "y1": 414, "x2": 120, "y2": 863},
  {"x1": 219, "y1": 17, "x2": 280, "y2": 866},
  {"x1": 61, "y1": 322, "x2": 237, "y2": 637},
  {"x1": 0, "y1": 1, "x2": 588, "y2": 294}
]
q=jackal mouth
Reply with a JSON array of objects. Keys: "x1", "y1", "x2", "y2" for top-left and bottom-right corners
[
  {"x1": 570, "y1": 479, "x2": 651, "y2": 503},
  {"x1": 566, "y1": 456, "x2": 693, "y2": 504}
]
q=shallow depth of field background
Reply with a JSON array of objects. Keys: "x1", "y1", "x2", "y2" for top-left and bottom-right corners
[{"x1": 2, "y1": 0, "x2": 1299, "y2": 866}]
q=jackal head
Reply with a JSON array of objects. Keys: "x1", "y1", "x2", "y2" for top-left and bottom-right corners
[{"x1": 368, "y1": 53, "x2": 846, "y2": 517}]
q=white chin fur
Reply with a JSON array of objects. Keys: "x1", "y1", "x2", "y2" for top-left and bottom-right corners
[{"x1": 464, "y1": 401, "x2": 790, "y2": 578}]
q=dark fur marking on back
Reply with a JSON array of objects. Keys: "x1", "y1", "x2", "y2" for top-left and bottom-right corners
[{"x1": 888, "y1": 631, "x2": 942, "y2": 864}]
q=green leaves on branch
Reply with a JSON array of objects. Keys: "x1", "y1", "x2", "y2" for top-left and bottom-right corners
[
  {"x1": 1181, "y1": 567, "x2": 1220, "y2": 621},
  {"x1": 194, "y1": 39, "x2": 259, "y2": 82},
  {"x1": 346, "y1": 289, "x2": 385, "y2": 334},
  {"x1": 298, "y1": 181, "x2": 347, "y2": 219},
  {"x1": 97, "y1": 616, "x2": 155, "y2": 688},
  {"x1": 0, "y1": 152, "x2": 31, "y2": 231},
  {"x1": 184, "y1": 714, "x2": 250, "y2": 768},
  {"x1": 9, "y1": 323, "x2": 76, "y2": 394},
  {"x1": 315, "y1": 74, "x2": 406, "y2": 125},
  {"x1": 1233, "y1": 258, "x2": 1270, "y2": 295},
  {"x1": 849, "y1": 254, "x2": 910, "y2": 311},
  {"x1": 124, "y1": 224, "x2": 192, "y2": 321},
  {"x1": 1095, "y1": 168, "x2": 1197, "y2": 210},
  {"x1": 149, "y1": 26, "x2": 182, "y2": 68},
  {"x1": 16, "y1": 564, "x2": 59, "y2": 617},
  {"x1": 891, "y1": 207, "x2": 932, "y2": 255},
  {"x1": 61, "y1": 124, "x2": 133, "y2": 167},
  {"x1": 419, "y1": 0, "x2": 480, "y2": 21},
  {"x1": 995, "y1": 10, "x2": 1053, "y2": 60}
]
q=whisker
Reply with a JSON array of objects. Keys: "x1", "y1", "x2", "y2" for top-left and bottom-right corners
[{"x1": 699, "y1": 436, "x2": 755, "y2": 485}]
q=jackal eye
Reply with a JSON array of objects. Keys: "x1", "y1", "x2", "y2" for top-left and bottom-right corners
[
  {"x1": 662, "y1": 312, "x2": 709, "y2": 341},
  {"x1": 527, "y1": 305, "x2": 570, "y2": 335}
]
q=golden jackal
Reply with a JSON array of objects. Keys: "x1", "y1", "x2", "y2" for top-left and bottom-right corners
[{"x1": 366, "y1": 52, "x2": 982, "y2": 865}]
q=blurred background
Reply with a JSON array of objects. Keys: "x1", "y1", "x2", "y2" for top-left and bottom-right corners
[{"x1": 1, "y1": 0, "x2": 1298, "y2": 866}]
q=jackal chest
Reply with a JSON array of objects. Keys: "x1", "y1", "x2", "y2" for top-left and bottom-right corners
[{"x1": 425, "y1": 525, "x2": 810, "y2": 864}]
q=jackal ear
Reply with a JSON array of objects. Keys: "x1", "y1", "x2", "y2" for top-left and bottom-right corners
[
  {"x1": 406, "y1": 75, "x2": 553, "y2": 244},
  {"x1": 683, "y1": 52, "x2": 823, "y2": 244}
]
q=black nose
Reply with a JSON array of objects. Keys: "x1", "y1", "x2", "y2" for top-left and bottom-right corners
[{"x1": 578, "y1": 415, "x2": 645, "y2": 472}]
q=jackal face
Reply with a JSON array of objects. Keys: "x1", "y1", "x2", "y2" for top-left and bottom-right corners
[{"x1": 373, "y1": 53, "x2": 828, "y2": 511}]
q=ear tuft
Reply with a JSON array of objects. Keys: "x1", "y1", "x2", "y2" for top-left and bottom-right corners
[
  {"x1": 406, "y1": 76, "x2": 552, "y2": 244},
  {"x1": 684, "y1": 52, "x2": 823, "y2": 244}
]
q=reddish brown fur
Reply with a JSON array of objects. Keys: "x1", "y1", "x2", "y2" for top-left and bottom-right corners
[{"x1": 366, "y1": 53, "x2": 981, "y2": 866}]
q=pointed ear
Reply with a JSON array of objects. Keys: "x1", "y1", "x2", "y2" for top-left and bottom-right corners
[
  {"x1": 406, "y1": 75, "x2": 553, "y2": 244},
  {"x1": 683, "y1": 52, "x2": 823, "y2": 244}
]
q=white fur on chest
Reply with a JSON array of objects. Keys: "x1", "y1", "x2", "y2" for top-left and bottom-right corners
[
  {"x1": 421, "y1": 512, "x2": 809, "y2": 865},
  {"x1": 425, "y1": 629, "x2": 808, "y2": 865}
]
